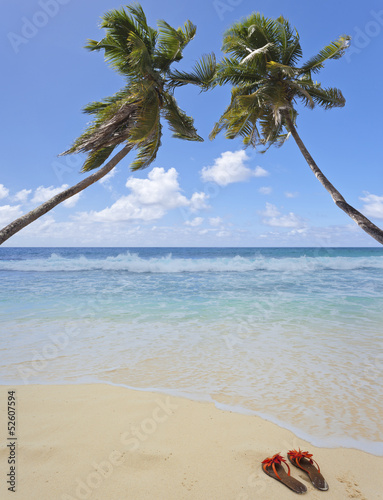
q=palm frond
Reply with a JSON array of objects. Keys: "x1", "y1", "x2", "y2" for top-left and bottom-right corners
[
  {"x1": 81, "y1": 145, "x2": 116, "y2": 172},
  {"x1": 216, "y1": 57, "x2": 260, "y2": 86},
  {"x1": 156, "y1": 19, "x2": 184, "y2": 65},
  {"x1": 288, "y1": 80, "x2": 315, "y2": 109},
  {"x1": 82, "y1": 85, "x2": 134, "y2": 115},
  {"x1": 64, "y1": 4, "x2": 203, "y2": 173},
  {"x1": 61, "y1": 99, "x2": 137, "y2": 156},
  {"x1": 240, "y1": 43, "x2": 274, "y2": 65},
  {"x1": 162, "y1": 93, "x2": 203, "y2": 141},
  {"x1": 126, "y1": 3, "x2": 157, "y2": 51},
  {"x1": 300, "y1": 84, "x2": 346, "y2": 109},
  {"x1": 129, "y1": 92, "x2": 160, "y2": 143},
  {"x1": 177, "y1": 20, "x2": 197, "y2": 45},
  {"x1": 300, "y1": 35, "x2": 351, "y2": 74},
  {"x1": 85, "y1": 35, "x2": 131, "y2": 74},
  {"x1": 127, "y1": 30, "x2": 154, "y2": 76},
  {"x1": 275, "y1": 17, "x2": 302, "y2": 66},
  {"x1": 130, "y1": 126, "x2": 162, "y2": 171},
  {"x1": 266, "y1": 60, "x2": 299, "y2": 78},
  {"x1": 169, "y1": 53, "x2": 216, "y2": 90}
]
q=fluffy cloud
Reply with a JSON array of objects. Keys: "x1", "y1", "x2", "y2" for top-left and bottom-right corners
[
  {"x1": 32, "y1": 185, "x2": 68, "y2": 204},
  {"x1": 0, "y1": 184, "x2": 9, "y2": 200},
  {"x1": 200, "y1": 151, "x2": 268, "y2": 186},
  {"x1": 13, "y1": 189, "x2": 32, "y2": 203},
  {"x1": 209, "y1": 216, "x2": 223, "y2": 227},
  {"x1": 260, "y1": 203, "x2": 305, "y2": 228},
  {"x1": 189, "y1": 192, "x2": 210, "y2": 212},
  {"x1": 32, "y1": 185, "x2": 81, "y2": 208},
  {"x1": 83, "y1": 167, "x2": 209, "y2": 223},
  {"x1": 259, "y1": 186, "x2": 272, "y2": 195},
  {"x1": 360, "y1": 193, "x2": 383, "y2": 219},
  {"x1": 0, "y1": 205, "x2": 23, "y2": 226},
  {"x1": 99, "y1": 168, "x2": 118, "y2": 184},
  {"x1": 285, "y1": 191, "x2": 299, "y2": 198},
  {"x1": 185, "y1": 217, "x2": 204, "y2": 227},
  {"x1": 62, "y1": 194, "x2": 81, "y2": 208}
]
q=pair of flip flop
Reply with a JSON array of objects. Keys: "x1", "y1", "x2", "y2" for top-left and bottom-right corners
[{"x1": 262, "y1": 449, "x2": 328, "y2": 494}]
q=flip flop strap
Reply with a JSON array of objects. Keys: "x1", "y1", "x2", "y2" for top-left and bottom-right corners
[
  {"x1": 296, "y1": 455, "x2": 321, "y2": 473},
  {"x1": 263, "y1": 459, "x2": 291, "y2": 481}
]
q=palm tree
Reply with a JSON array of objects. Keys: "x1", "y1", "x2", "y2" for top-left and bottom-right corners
[
  {"x1": 177, "y1": 14, "x2": 383, "y2": 244},
  {"x1": 0, "y1": 4, "x2": 202, "y2": 245}
]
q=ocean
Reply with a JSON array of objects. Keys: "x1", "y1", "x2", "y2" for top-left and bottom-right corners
[{"x1": 1, "y1": 247, "x2": 382, "y2": 455}]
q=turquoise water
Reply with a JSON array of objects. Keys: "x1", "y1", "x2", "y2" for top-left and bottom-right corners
[{"x1": 1, "y1": 247, "x2": 382, "y2": 454}]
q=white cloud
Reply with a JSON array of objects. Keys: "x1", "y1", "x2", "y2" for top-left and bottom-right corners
[
  {"x1": 285, "y1": 191, "x2": 298, "y2": 198},
  {"x1": 260, "y1": 203, "x2": 305, "y2": 228},
  {"x1": 31, "y1": 185, "x2": 81, "y2": 208},
  {"x1": 62, "y1": 194, "x2": 81, "y2": 208},
  {"x1": 360, "y1": 192, "x2": 383, "y2": 219},
  {"x1": 200, "y1": 151, "x2": 269, "y2": 187},
  {"x1": 185, "y1": 217, "x2": 204, "y2": 227},
  {"x1": 99, "y1": 168, "x2": 118, "y2": 184},
  {"x1": 261, "y1": 203, "x2": 280, "y2": 218},
  {"x1": 189, "y1": 192, "x2": 210, "y2": 212},
  {"x1": 32, "y1": 185, "x2": 69, "y2": 204},
  {"x1": 258, "y1": 223, "x2": 377, "y2": 247},
  {"x1": 0, "y1": 184, "x2": 9, "y2": 200},
  {"x1": 13, "y1": 189, "x2": 32, "y2": 203},
  {"x1": 0, "y1": 205, "x2": 23, "y2": 226},
  {"x1": 217, "y1": 230, "x2": 231, "y2": 237},
  {"x1": 253, "y1": 166, "x2": 269, "y2": 177},
  {"x1": 83, "y1": 167, "x2": 209, "y2": 223},
  {"x1": 209, "y1": 216, "x2": 223, "y2": 227},
  {"x1": 259, "y1": 186, "x2": 272, "y2": 195}
]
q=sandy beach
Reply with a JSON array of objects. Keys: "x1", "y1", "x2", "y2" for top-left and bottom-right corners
[{"x1": 0, "y1": 384, "x2": 382, "y2": 499}]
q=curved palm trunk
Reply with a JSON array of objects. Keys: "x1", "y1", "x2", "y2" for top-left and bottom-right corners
[
  {"x1": 0, "y1": 145, "x2": 132, "y2": 245},
  {"x1": 282, "y1": 111, "x2": 383, "y2": 245}
]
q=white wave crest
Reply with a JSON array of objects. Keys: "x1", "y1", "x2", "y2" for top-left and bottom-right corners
[{"x1": 1, "y1": 252, "x2": 383, "y2": 273}]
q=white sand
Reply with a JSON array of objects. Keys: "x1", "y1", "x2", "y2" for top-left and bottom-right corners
[{"x1": 0, "y1": 384, "x2": 382, "y2": 499}]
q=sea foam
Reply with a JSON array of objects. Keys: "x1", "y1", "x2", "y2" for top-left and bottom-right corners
[{"x1": 1, "y1": 251, "x2": 383, "y2": 273}]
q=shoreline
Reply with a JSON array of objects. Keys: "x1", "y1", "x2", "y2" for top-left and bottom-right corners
[
  {"x1": 4, "y1": 378, "x2": 382, "y2": 457},
  {"x1": 1, "y1": 384, "x2": 382, "y2": 499}
]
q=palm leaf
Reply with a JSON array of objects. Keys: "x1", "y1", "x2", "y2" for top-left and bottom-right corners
[
  {"x1": 127, "y1": 31, "x2": 154, "y2": 76},
  {"x1": 129, "y1": 92, "x2": 160, "y2": 143},
  {"x1": 63, "y1": 4, "x2": 203, "y2": 174},
  {"x1": 299, "y1": 83, "x2": 346, "y2": 109},
  {"x1": 275, "y1": 17, "x2": 302, "y2": 66},
  {"x1": 216, "y1": 57, "x2": 260, "y2": 86},
  {"x1": 130, "y1": 126, "x2": 162, "y2": 171},
  {"x1": 156, "y1": 19, "x2": 184, "y2": 65},
  {"x1": 300, "y1": 35, "x2": 351, "y2": 74},
  {"x1": 162, "y1": 93, "x2": 203, "y2": 141},
  {"x1": 240, "y1": 43, "x2": 274, "y2": 65},
  {"x1": 81, "y1": 145, "x2": 116, "y2": 172},
  {"x1": 266, "y1": 60, "x2": 299, "y2": 78},
  {"x1": 177, "y1": 20, "x2": 197, "y2": 44},
  {"x1": 169, "y1": 53, "x2": 216, "y2": 90}
]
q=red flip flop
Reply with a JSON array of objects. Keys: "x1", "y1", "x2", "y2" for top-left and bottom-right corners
[
  {"x1": 262, "y1": 453, "x2": 307, "y2": 494},
  {"x1": 287, "y1": 449, "x2": 329, "y2": 491}
]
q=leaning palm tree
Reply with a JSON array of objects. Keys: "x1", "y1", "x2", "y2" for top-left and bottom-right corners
[
  {"x1": 0, "y1": 4, "x2": 202, "y2": 245},
  {"x1": 175, "y1": 14, "x2": 383, "y2": 244}
]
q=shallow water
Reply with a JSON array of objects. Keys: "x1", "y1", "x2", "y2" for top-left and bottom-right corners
[{"x1": 1, "y1": 247, "x2": 382, "y2": 454}]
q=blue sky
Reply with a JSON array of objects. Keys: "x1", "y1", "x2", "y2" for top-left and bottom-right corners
[{"x1": 1, "y1": 0, "x2": 383, "y2": 246}]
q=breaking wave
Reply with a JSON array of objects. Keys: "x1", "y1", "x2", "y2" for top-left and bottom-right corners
[{"x1": 1, "y1": 251, "x2": 383, "y2": 273}]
